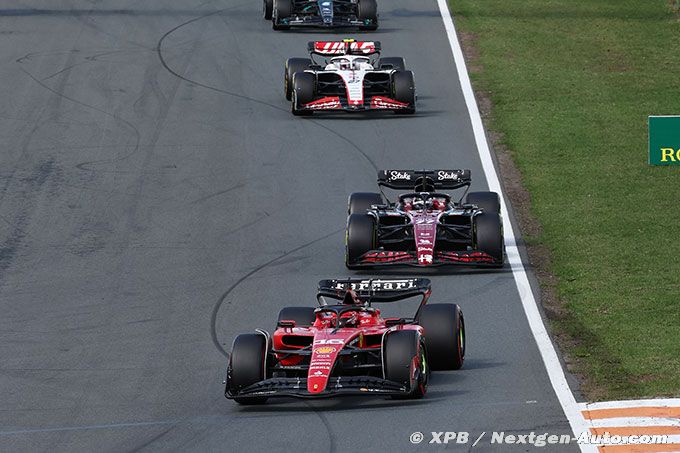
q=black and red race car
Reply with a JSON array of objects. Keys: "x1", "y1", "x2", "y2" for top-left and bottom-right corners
[
  {"x1": 345, "y1": 170, "x2": 504, "y2": 268},
  {"x1": 285, "y1": 40, "x2": 416, "y2": 115},
  {"x1": 224, "y1": 278, "x2": 465, "y2": 403}
]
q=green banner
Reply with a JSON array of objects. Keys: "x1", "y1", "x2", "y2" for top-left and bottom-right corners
[{"x1": 649, "y1": 116, "x2": 680, "y2": 165}]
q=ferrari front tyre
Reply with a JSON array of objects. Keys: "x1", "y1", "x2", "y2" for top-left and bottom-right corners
[
  {"x1": 227, "y1": 333, "x2": 268, "y2": 404},
  {"x1": 285, "y1": 58, "x2": 312, "y2": 101},
  {"x1": 272, "y1": 0, "x2": 291, "y2": 30},
  {"x1": 348, "y1": 192, "x2": 382, "y2": 215},
  {"x1": 291, "y1": 72, "x2": 315, "y2": 116},
  {"x1": 345, "y1": 214, "x2": 375, "y2": 269},
  {"x1": 384, "y1": 330, "x2": 428, "y2": 399},
  {"x1": 277, "y1": 307, "x2": 316, "y2": 327},
  {"x1": 263, "y1": 0, "x2": 273, "y2": 19},
  {"x1": 466, "y1": 191, "x2": 500, "y2": 214},
  {"x1": 417, "y1": 304, "x2": 465, "y2": 371},
  {"x1": 474, "y1": 211, "x2": 504, "y2": 265},
  {"x1": 377, "y1": 57, "x2": 406, "y2": 71},
  {"x1": 392, "y1": 70, "x2": 416, "y2": 114}
]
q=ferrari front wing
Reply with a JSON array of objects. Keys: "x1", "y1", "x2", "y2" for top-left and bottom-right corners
[{"x1": 226, "y1": 376, "x2": 408, "y2": 400}]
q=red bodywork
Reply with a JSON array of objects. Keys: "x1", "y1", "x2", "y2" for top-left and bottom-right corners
[{"x1": 273, "y1": 308, "x2": 422, "y2": 395}]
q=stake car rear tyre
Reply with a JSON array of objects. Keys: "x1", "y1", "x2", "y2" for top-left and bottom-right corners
[
  {"x1": 345, "y1": 214, "x2": 376, "y2": 269},
  {"x1": 348, "y1": 192, "x2": 383, "y2": 215},
  {"x1": 474, "y1": 211, "x2": 503, "y2": 265}
]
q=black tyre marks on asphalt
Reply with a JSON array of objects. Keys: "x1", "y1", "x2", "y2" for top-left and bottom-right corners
[
  {"x1": 210, "y1": 228, "x2": 340, "y2": 357},
  {"x1": 155, "y1": 8, "x2": 379, "y2": 172}
]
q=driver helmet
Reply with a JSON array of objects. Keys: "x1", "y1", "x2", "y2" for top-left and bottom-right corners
[
  {"x1": 432, "y1": 198, "x2": 447, "y2": 211},
  {"x1": 333, "y1": 57, "x2": 351, "y2": 71}
]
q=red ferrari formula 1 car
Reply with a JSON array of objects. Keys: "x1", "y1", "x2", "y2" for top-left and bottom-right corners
[
  {"x1": 285, "y1": 39, "x2": 416, "y2": 115},
  {"x1": 345, "y1": 169, "x2": 505, "y2": 268},
  {"x1": 224, "y1": 278, "x2": 465, "y2": 404}
]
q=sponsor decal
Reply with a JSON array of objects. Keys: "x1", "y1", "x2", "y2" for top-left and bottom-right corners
[
  {"x1": 437, "y1": 170, "x2": 461, "y2": 180},
  {"x1": 334, "y1": 279, "x2": 417, "y2": 291},
  {"x1": 387, "y1": 170, "x2": 411, "y2": 181},
  {"x1": 314, "y1": 339, "x2": 344, "y2": 345},
  {"x1": 314, "y1": 346, "x2": 336, "y2": 354},
  {"x1": 649, "y1": 115, "x2": 680, "y2": 165}
]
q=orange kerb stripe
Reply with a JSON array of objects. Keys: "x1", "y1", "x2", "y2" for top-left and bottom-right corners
[
  {"x1": 591, "y1": 427, "x2": 680, "y2": 436},
  {"x1": 598, "y1": 444, "x2": 680, "y2": 453},
  {"x1": 583, "y1": 407, "x2": 680, "y2": 420}
]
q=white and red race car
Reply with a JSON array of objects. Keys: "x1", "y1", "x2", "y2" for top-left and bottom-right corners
[{"x1": 285, "y1": 40, "x2": 416, "y2": 115}]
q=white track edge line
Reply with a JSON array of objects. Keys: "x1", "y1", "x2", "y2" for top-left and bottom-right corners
[
  {"x1": 579, "y1": 399, "x2": 680, "y2": 410},
  {"x1": 434, "y1": 1, "x2": 594, "y2": 451},
  {"x1": 588, "y1": 417, "x2": 680, "y2": 428}
]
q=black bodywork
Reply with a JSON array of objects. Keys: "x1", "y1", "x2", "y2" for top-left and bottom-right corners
[{"x1": 274, "y1": 0, "x2": 377, "y2": 29}]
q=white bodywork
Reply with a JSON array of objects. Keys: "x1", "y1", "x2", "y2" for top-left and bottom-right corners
[{"x1": 322, "y1": 55, "x2": 385, "y2": 106}]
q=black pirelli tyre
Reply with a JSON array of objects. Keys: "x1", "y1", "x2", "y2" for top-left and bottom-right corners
[
  {"x1": 348, "y1": 192, "x2": 383, "y2": 215},
  {"x1": 357, "y1": 0, "x2": 378, "y2": 30},
  {"x1": 291, "y1": 72, "x2": 315, "y2": 116},
  {"x1": 226, "y1": 333, "x2": 268, "y2": 404},
  {"x1": 474, "y1": 211, "x2": 504, "y2": 265},
  {"x1": 392, "y1": 70, "x2": 416, "y2": 114},
  {"x1": 466, "y1": 191, "x2": 500, "y2": 214},
  {"x1": 272, "y1": 0, "x2": 291, "y2": 30},
  {"x1": 263, "y1": 0, "x2": 273, "y2": 19},
  {"x1": 345, "y1": 213, "x2": 375, "y2": 269},
  {"x1": 384, "y1": 330, "x2": 428, "y2": 399},
  {"x1": 418, "y1": 303, "x2": 465, "y2": 371},
  {"x1": 277, "y1": 307, "x2": 316, "y2": 327},
  {"x1": 285, "y1": 58, "x2": 312, "y2": 101}
]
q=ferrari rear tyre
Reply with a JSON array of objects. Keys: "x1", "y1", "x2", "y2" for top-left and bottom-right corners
[
  {"x1": 345, "y1": 214, "x2": 375, "y2": 269},
  {"x1": 272, "y1": 0, "x2": 291, "y2": 29},
  {"x1": 377, "y1": 57, "x2": 405, "y2": 71},
  {"x1": 291, "y1": 72, "x2": 315, "y2": 116},
  {"x1": 418, "y1": 304, "x2": 465, "y2": 371},
  {"x1": 285, "y1": 58, "x2": 312, "y2": 101},
  {"x1": 474, "y1": 211, "x2": 503, "y2": 265},
  {"x1": 348, "y1": 192, "x2": 382, "y2": 215},
  {"x1": 357, "y1": 0, "x2": 378, "y2": 30},
  {"x1": 227, "y1": 333, "x2": 268, "y2": 404},
  {"x1": 466, "y1": 191, "x2": 500, "y2": 214},
  {"x1": 277, "y1": 307, "x2": 316, "y2": 327},
  {"x1": 392, "y1": 70, "x2": 416, "y2": 114},
  {"x1": 263, "y1": 0, "x2": 273, "y2": 19},
  {"x1": 384, "y1": 330, "x2": 428, "y2": 399}
]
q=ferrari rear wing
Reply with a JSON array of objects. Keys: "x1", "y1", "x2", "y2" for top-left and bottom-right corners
[
  {"x1": 317, "y1": 278, "x2": 430, "y2": 303},
  {"x1": 378, "y1": 169, "x2": 471, "y2": 190},
  {"x1": 308, "y1": 40, "x2": 381, "y2": 56}
]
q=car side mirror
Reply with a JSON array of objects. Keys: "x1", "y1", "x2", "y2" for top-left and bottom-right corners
[{"x1": 277, "y1": 319, "x2": 296, "y2": 328}]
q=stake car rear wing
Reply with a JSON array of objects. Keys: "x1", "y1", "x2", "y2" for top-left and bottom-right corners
[
  {"x1": 308, "y1": 40, "x2": 381, "y2": 56},
  {"x1": 377, "y1": 169, "x2": 472, "y2": 191},
  {"x1": 317, "y1": 278, "x2": 430, "y2": 304}
]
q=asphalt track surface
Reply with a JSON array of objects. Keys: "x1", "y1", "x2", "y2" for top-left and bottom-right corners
[{"x1": 0, "y1": 1, "x2": 577, "y2": 451}]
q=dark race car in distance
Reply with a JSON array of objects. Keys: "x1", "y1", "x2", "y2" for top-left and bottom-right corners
[
  {"x1": 224, "y1": 278, "x2": 465, "y2": 403},
  {"x1": 345, "y1": 170, "x2": 505, "y2": 268},
  {"x1": 285, "y1": 40, "x2": 416, "y2": 115},
  {"x1": 264, "y1": 0, "x2": 378, "y2": 30}
]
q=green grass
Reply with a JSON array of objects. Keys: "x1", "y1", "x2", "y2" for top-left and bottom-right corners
[{"x1": 450, "y1": 0, "x2": 680, "y2": 399}]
